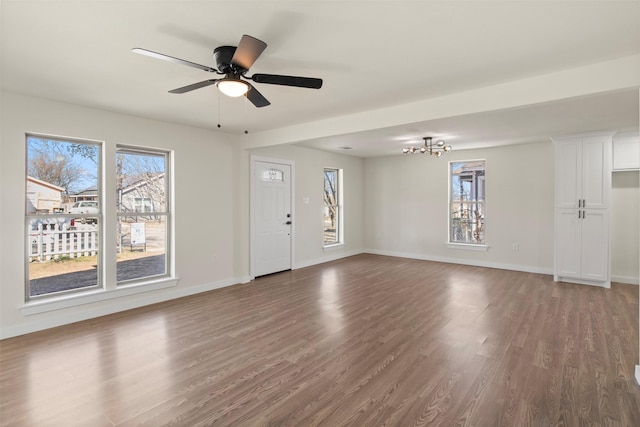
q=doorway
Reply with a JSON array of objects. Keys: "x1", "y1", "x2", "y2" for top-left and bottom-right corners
[{"x1": 250, "y1": 156, "x2": 294, "y2": 277}]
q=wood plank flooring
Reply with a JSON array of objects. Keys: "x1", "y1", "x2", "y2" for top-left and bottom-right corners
[{"x1": 1, "y1": 254, "x2": 639, "y2": 426}]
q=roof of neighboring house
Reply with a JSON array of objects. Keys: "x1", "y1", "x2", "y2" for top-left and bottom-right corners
[
  {"x1": 121, "y1": 173, "x2": 165, "y2": 195},
  {"x1": 70, "y1": 186, "x2": 98, "y2": 196},
  {"x1": 27, "y1": 176, "x2": 64, "y2": 192}
]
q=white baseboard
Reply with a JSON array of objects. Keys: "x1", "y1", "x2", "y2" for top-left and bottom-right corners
[
  {"x1": 636, "y1": 365, "x2": 640, "y2": 386},
  {"x1": 0, "y1": 277, "x2": 241, "y2": 340},
  {"x1": 364, "y1": 248, "x2": 554, "y2": 275},
  {"x1": 611, "y1": 275, "x2": 640, "y2": 285}
]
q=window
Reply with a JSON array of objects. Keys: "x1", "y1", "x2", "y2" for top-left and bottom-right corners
[
  {"x1": 450, "y1": 160, "x2": 485, "y2": 244},
  {"x1": 323, "y1": 168, "x2": 342, "y2": 245},
  {"x1": 26, "y1": 135, "x2": 101, "y2": 298},
  {"x1": 134, "y1": 197, "x2": 153, "y2": 213},
  {"x1": 116, "y1": 148, "x2": 170, "y2": 283},
  {"x1": 24, "y1": 134, "x2": 172, "y2": 302}
]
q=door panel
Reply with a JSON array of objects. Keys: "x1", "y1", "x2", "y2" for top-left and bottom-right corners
[
  {"x1": 582, "y1": 136, "x2": 610, "y2": 209},
  {"x1": 581, "y1": 210, "x2": 609, "y2": 281},
  {"x1": 555, "y1": 140, "x2": 581, "y2": 209},
  {"x1": 556, "y1": 209, "x2": 581, "y2": 279},
  {"x1": 253, "y1": 161, "x2": 292, "y2": 277}
]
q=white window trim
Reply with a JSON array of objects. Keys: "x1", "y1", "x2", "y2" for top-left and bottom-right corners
[
  {"x1": 446, "y1": 242, "x2": 489, "y2": 251},
  {"x1": 24, "y1": 134, "x2": 176, "y2": 309},
  {"x1": 20, "y1": 278, "x2": 179, "y2": 315},
  {"x1": 323, "y1": 242, "x2": 345, "y2": 251}
]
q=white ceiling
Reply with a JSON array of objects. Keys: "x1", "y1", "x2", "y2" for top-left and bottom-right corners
[{"x1": 2, "y1": 1, "x2": 639, "y2": 157}]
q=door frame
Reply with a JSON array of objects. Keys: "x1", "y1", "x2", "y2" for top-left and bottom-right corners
[{"x1": 250, "y1": 155, "x2": 295, "y2": 279}]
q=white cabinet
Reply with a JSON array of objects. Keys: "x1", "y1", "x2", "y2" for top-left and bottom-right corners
[
  {"x1": 553, "y1": 131, "x2": 614, "y2": 287},
  {"x1": 555, "y1": 134, "x2": 611, "y2": 209},
  {"x1": 613, "y1": 133, "x2": 640, "y2": 170},
  {"x1": 556, "y1": 209, "x2": 609, "y2": 283}
]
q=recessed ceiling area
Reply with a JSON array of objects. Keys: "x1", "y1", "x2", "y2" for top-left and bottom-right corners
[
  {"x1": 1, "y1": 1, "x2": 639, "y2": 156},
  {"x1": 296, "y1": 89, "x2": 640, "y2": 158}
]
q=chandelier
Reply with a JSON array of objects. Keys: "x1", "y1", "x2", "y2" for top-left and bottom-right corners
[{"x1": 402, "y1": 137, "x2": 452, "y2": 157}]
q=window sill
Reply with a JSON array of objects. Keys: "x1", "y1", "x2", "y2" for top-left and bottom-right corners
[
  {"x1": 20, "y1": 277, "x2": 179, "y2": 316},
  {"x1": 323, "y1": 242, "x2": 344, "y2": 251},
  {"x1": 446, "y1": 242, "x2": 489, "y2": 252}
]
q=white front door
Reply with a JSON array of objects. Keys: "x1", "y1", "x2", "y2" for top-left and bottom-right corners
[{"x1": 252, "y1": 159, "x2": 292, "y2": 277}]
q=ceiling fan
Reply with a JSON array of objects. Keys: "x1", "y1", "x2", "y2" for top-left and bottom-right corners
[{"x1": 132, "y1": 34, "x2": 323, "y2": 108}]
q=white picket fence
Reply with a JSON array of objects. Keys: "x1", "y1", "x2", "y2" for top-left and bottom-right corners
[{"x1": 29, "y1": 225, "x2": 97, "y2": 262}]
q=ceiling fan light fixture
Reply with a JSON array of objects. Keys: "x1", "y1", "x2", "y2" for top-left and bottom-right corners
[{"x1": 217, "y1": 78, "x2": 250, "y2": 97}]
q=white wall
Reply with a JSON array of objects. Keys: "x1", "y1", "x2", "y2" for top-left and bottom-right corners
[
  {"x1": 247, "y1": 144, "x2": 365, "y2": 270},
  {"x1": 363, "y1": 141, "x2": 556, "y2": 273},
  {"x1": 611, "y1": 171, "x2": 640, "y2": 284},
  {"x1": 0, "y1": 92, "x2": 238, "y2": 338}
]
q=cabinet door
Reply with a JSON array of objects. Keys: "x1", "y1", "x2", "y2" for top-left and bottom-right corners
[
  {"x1": 555, "y1": 140, "x2": 581, "y2": 209},
  {"x1": 613, "y1": 136, "x2": 640, "y2": 170},
  {"x1": 556, "y1": 209, "x2": 581, "y2": 279},
  {"x1": 581, "y1": 210, "x2": 609, "y2": 282},
  {"x1": 582, "y1": 136, "x2": 611, "y2": 209}
]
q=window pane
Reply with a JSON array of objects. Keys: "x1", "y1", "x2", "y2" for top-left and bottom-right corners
[
  {"x1": 116, "y1": 148, "x2": 169, "y2": 283},
  {"x1": 26, "y1": 136, "x2": 100, "y2": 298},
  {"x1": 450, "y1": 161, "x2": 485, "y2": 244},
  {"x1": 261, "y1": 168, "x2": 284, "y2": 182},
  {"x1": 324, "y1": 169, "x2": 339, "y2": 245},
  {"x1": 116, "y1": 151, "x2": 166, "y2": 214},
  {"x1": 28, "y1": 217, "x2": 101, "y2": 296},
  {"x1": 117, "y1": 216, "x2": 167, "y2": 282}
]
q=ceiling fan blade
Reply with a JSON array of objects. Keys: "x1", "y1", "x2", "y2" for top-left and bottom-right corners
[
  {"x1": 246, "y1": 83, "x2": 271, "y2": 108},
  {"x1": 132, "y1": 48, "x2": 217, "y2": 73},
  {"x1": 230, "y1": 35, "x2": 267, "y2": 70},
  {"x1": 251, "y1": 73, "x2": 323, "y2": 89},
  {"x1": 169, "y1": 79, "x2": 219, "y2": 94}
]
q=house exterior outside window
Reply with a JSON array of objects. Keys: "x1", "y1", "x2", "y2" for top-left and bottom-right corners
[
  {"x1": 24, "y1": 134, "x2": 173, "y2": 302},
  {"x1": 25, "y1": 135, "x2": 101, "y2": 299},
  {"x1": 450, "y1": 160, "x2": 485, "y2": 245},
  {"x1": 116, "y1": 147, "x2": 170, "y2": 283}
]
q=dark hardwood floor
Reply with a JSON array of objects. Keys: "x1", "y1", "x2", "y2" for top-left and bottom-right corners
[{"x1": 1, "y1": 254, "x2": 639, "y2": 426}]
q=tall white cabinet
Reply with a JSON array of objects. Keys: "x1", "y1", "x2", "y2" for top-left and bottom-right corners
[{"x1": 553, "y1": 131, "x2": 614, "y2": 287}]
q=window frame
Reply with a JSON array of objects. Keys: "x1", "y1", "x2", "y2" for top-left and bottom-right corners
[
  {"x1": 24, "y1": 134, "x2": 103, "y2": 301},
  {"x1": 22, "y1": 133, "x2": 176, "y2": 312},
  {"x1": 116, "y1": 146, "x2": 172, "y2": 285},
  {"x1": 448, "y1": 159, "x2": 487, "y2": 250},
  {"x1": 323, "y1": 167, "x2": 343, "y2": 247}
]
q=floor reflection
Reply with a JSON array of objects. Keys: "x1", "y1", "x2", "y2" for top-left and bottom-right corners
[{"x1": 319, "y1": 268, "x2": 344, "y2": 335}]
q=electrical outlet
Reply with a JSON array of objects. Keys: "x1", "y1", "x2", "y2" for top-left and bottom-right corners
[
  {"x1": 512, "y1": 243, "x2": 519, "y2": 251},
  {"x1": 212, "y1": 253, "x2": 217, "y2": 262}
]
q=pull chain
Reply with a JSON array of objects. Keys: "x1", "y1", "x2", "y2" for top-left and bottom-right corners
[{"x1": 217, "y1": 90, "x2": 221, "y2": 128}]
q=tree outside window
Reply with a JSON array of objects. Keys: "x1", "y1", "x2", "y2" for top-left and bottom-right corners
[
  {"x1": 323, "y1": 168, "x2": 342, "y2": 245},
  {"x1": 450, "y1": 160, "x2": 485, "y2": 244},
  {"x1": 25, "y1": 135, "x2": 101, "y2": 298},
  {"x1": 116, "y1": 148, "x2": 169, "y2": 283},
  {"x1": 24, "y1": 135, "x2": 173, "y2": 300}
]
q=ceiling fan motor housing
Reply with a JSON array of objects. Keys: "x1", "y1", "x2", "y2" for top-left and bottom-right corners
[{"x1": 213, "y1": 46, "x2": 239, "y2": 73}]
